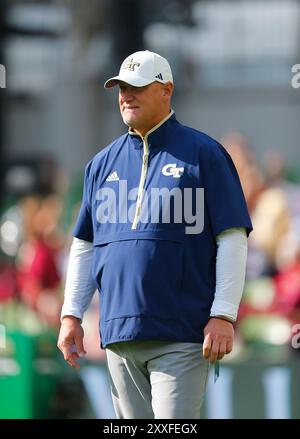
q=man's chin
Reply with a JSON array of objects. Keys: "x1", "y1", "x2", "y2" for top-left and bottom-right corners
[{"x1": 122, "y1": 116, "x2": 137, "y2": 129}]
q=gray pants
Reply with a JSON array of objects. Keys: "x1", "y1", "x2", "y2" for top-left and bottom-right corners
[{"x1": 105, "y1": 340, "x2": 210, "y2": 419}]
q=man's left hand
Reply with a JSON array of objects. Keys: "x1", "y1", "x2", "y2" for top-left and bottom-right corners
[{"x1": 203, "y1": 317, "x2": 234, "y2": 363}]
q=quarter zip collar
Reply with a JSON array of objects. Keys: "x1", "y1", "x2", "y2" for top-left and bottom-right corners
[
  {"x1": 129, "y1": 109, "x2": 175, "y2": 147},
  {"x1": 129, "y1": 109, "x2": 175, "y2": 230}
]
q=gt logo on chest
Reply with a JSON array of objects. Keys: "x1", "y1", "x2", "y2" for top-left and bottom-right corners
[{"x1": 162, "y1": 163, "x2": 184, "y2": 178}]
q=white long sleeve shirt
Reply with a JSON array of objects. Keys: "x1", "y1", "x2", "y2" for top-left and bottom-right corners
[{"x1": 61, "y1": 227, "x2": 248, "y2": 323}]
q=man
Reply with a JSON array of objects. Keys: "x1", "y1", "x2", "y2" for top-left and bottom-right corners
[{"x1": 58, "y1": 50, "x2": 252, "y2": 419}]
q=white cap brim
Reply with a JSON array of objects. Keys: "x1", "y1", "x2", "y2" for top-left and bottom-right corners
[{"x1": 104, "y1": 75, "x2": 155, "y2": 89}]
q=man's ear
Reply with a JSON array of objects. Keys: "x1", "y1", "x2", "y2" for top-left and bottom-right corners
[{"x1": 162, "y1": 82, "x2": 174, "y2": 97}]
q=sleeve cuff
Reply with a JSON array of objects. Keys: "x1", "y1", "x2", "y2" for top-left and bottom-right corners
[{"x1": 210, "y1": 298, "x2": 239, "y2": 322}]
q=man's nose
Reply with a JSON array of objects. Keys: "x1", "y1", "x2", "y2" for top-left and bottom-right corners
[
  {"x1": 121, "y1": 88, "x2": 135, "y2": 101},
  {"x1": 122, "y1": 92, "x2": 133, "y2": 102}
]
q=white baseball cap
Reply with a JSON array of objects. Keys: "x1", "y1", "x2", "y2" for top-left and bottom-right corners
[{"x1": 104, "y1": 50, "x2": 173, "y2": 89}]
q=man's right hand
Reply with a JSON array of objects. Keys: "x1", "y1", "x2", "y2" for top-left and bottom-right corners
[{"x1": 57, "y1": 315, "x2": 86, "y2": 369}]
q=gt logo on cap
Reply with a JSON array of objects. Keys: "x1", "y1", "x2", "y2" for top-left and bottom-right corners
[
  {"x1": 162, "y1": 163, "x2": 184, "y2": 178},
  {"x1": 122, "y1": 58, "x2": 140, "y2": 71}
]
